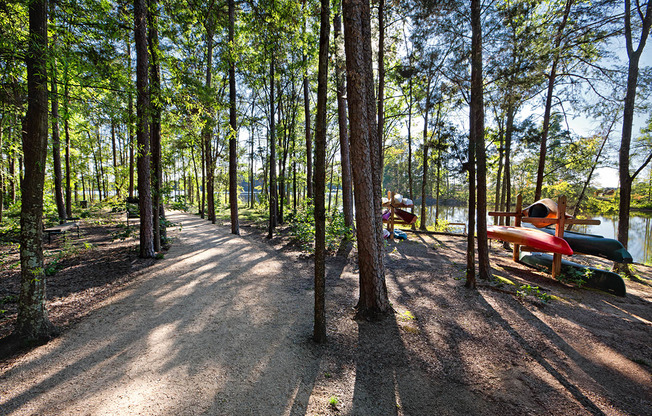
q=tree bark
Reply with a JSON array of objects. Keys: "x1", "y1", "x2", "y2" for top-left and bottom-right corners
[
  {"x1": 127, "y1": 38, "x2": 135, "y2": 200},
  {"x1": 303, "y1": 0, "x2": 313, "y2": 200},
  {"x1": 134, "y1": 0, "x2": 155, "y2": 258},
  {"x1": 407, "y1": 76, "x2": 414, "y2": 229},
  {"x1": 0, "y1": 121, "x2": 3, "y2": 224},
  {"x1": 343, "y1": 0, "x2": 390, "y2": 319},
  {"x1": 111, "y1": 122, "x2": 120, "y2": 198},
  {"x1": 148, "y1": 0, "x2": 163, "y2": 251},
  {"x1": 494, "y1": 114, "x2": 504, "y2": 215},
  {"x1": 15, "y1": 0, "x2": 56, "y2": 342},
  {"x1": 534, "y1": 0, "x2": 573, "y2": 201},
  {"x1": 334, "y1": 9, "x2": 353, "y2": 229},
  {"x1": 268, "y1": 52, "x2": 278, "y2": 237},
  {"x1": 377, "y1": 0, "x2": 385, "y2": 170},
  {"x1": 49, "y1": 7, "x2": 66, "y2": 222},
  {"x1": 63, "y1": 25, "x2": 72, "y2": 216},
  {"x1": 203, "y1": 21, "x2": 215, "y2": 224},
  {"x1": 419, "y1": 78, "x2": 431, "y2": 231},
  {"x1": 249, "y1": 98, "x2": 256, "y2": 208},
  {"x1": 471, "y1": 0, "x2": 490, "y2": 281},
  {"x1": 228, "y1": 0, "x2": 240, "y2": 235},
  {"x1": 503, "y1": 105, "x2": 514, "y2": 219},
  {"x1": 618, "y1": 0, "x2": 652, "y2": 263},
  {"x1": 313, "y1": 0, "x2": 330, "y2": 343}
]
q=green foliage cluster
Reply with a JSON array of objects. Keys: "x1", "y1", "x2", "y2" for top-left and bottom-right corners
[
  {"x1": 288, "y1": 199, "x2": 354, "y2": 253},
  {"x1": 45, "y1": 240, "x2": 95, "y2": 276},
  {"x1": 558, "y1": 268, "x2": 592, "y2": 288},
  {"x1": 0, "y1": 294, "x2": 18, "y2": 321},
  {"x1": 581, "y1": 196, "x2": 618, "y2": 215},
  {"x1": 111, "y1": 223, "x2": 136, "y2": 241},
  {"x1": 170, "y1": 197, "x2": 190, "y2": 212},
  {"x1": 516, "y1": 284, "x2": 552, "y2": 303}
]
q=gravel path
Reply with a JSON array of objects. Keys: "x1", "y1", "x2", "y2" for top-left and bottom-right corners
[
  {"x1": 1, "y1": 211, "x2": 651, "y2": 416},
  {"x1": 0, "y1": 212, "x2": 319, "y2": 415}
]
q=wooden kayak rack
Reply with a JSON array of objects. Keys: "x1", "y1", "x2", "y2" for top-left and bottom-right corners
[
  {"x1": 382, "y1": 191, "x2": 414, "y2": 240},
  {"x1": 488, "y1": 194, "x2": 600, "y2": 278}
]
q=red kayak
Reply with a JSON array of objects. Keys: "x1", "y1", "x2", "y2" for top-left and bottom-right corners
[
  {"x1": 487, "y1": 225, "x2": 573, "y2": 256},
  {"x1": 395, "y1": 208, "x2": 418, "y2": 225}
]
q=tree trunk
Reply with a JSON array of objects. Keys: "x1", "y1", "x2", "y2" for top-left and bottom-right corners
[
  {"x1": 90, "y1": 131, "x2": 102, "y2": 202},
  {"x1": 534, "y1": 0, "x2": 572, "y2": 201},
  {"x1": 250, "y1": 98, "x2": 256, "y2": 208},
  {"x1": 134, "y1": 0, "x2": 155, "y2": 258},
  {"x1": 407, "y1": 77, "x2": 414, "y2": 229},
  {"x1": 435, "y1": 122, "x2": 441, "y2": 226},
  {"x1": 228, "y1": 0, "x2": 239, "y2": 235},
  {"x1": 127, "y1": 38, "x2": 135, "y2": 200},
  {"x1": 81, "y1": 172, "x2": 86, "y2": 202},
  {"x1": 303, "y1": 1, "x2": 313, "y2": 200},
  {"x1": 334, "y1": 9, "x2": 354, "y2": 229},
  {"x1": 0, "y1": 121, "x2": 3, "y2": 224},
  {"x1": 343, "y1": 0, "x2": 390, "y2": 319},
  {"x1": 571, "y1": 125, "x2": 611, "y2": 223},
  {"x1": 472, "y1": 0, "x2": 490, "y2": 281},
  {"x1": 148, "y1": 0, "x2": 163, "y2": 251},
  {"x1": 494, "y1": 115, "x2": 504, "y2": 215},
  {"x1": 313, "y1": 0, "x2": 329, "y2": 343},
  {"x1": 377, "y1": 0, "x2": 385, "y2": 170},
  {"x1": 49, "y1": 8, "x2": 66, "y2": 222},
  {"x1": 111, "y1": 122, "x2": 120, "y2": 198},
  {"x1": 15, "y1": 0, "x2": 56, "y2": 342},
  {"x1": 499, "y1": 105, "x2": 515, "y2": 226},
  {"x1": 203, "y1": 21, "x2": 215, "y2": 224},
  {"x1": 278, "y1": 88, "x2": 288, "y2": 225},
  {"x1": 618, "y1": 0, "x2": 652, "y2": 268},
  {"x1": 268, "y1": 52, "x2": 278, "y2": 237},
  {"x1": 419, "y1": 79, "x2": 431, "y2": 231},
  {"x1": 9, "y1": 154, "x2": 15, "y2": 203},
  {"x1": 200, "y1": 138, "x2": 206, "y2": 218},
  {"x1": 191, "y1": 144, "x2": 201, "y2": 213},
  {"x1": 63, "y1": 27, "x2": 72, "y2": 216}
]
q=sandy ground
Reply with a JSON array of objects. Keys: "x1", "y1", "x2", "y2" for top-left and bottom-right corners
[{"x1": 0, "y1": 211, "x2": 651, "y2": 415}]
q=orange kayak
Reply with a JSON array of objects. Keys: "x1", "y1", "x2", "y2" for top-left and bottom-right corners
[
  {"x1": 487, "y1": 225, "x2": 573, "y2": 256},
  {"x1": 521, "y1": 198, "x2": 572, "y2": 228}
]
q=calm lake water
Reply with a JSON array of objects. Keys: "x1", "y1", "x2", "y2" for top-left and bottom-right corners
[{"x1": 418, "y1": 205, "x2": 652, "y2": 264}]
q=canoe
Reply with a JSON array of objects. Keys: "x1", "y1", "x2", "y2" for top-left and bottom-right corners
[
  {"x1": 395, "y1": 208, "x2": 418, "y2": 225},
  {"x1": 522, "y1": 198, "x2": 572, "y2": 228},
  {"x1": 539, "y1": 228, "x2": 633, "y2": 264},
  {"x1": 519, "y1": 252, "x2": 626, "y2": 297},
  {"x1": 487, "y1": 225, "x2": 573, "y2": 255}
]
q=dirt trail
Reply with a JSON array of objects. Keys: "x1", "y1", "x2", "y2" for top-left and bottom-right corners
[
  {"x1": 1, "y1": 211, "x2": 651, "y2": 416},
  {"x1": 0, "y1": 212, "x2": 320, "y2": 415}
]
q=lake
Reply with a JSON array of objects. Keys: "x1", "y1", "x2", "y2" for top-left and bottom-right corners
[{"x1": 418, "y1": 205, "x2": 652, "y2": 264}]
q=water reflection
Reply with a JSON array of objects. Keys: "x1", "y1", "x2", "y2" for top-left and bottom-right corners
[{"x1": 419, "y1": 205, "x2": 652, "y2": 264}]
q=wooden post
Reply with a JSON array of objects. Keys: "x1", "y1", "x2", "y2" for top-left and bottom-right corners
[
  {"x1": 552, "y1": 195, "x2": 567, "y2": 278},
  {"x1": 388, "y1": 191, "x2": 395, "y2": 240},
  {"x1": 512, "y1": 194, "x2": 522, "y2": 262}
]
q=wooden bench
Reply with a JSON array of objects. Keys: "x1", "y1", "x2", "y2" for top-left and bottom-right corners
[{"x1": 44, "y1": 222, "x2": 80, "y2": 243}]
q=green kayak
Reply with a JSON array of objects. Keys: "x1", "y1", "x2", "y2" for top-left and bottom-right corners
[
  {"x1": 519, "y1": 252, "x2": 626, "y2": 297},
  {"x1": 538, "y1": 228, "x2": 633, "y2": 264}
]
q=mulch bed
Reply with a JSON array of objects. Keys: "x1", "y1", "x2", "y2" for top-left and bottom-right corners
[{"x1": 0, "y1": 217, "x2": 157, "y2": 341}]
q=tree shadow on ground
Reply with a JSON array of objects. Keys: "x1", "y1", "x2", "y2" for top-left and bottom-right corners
[
  {"x1": 359, "y1": 233, "x2": 652, "y2": 415},
  {"x1": 0, "y1": 212, "x2": 324, "y2": 415}
]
